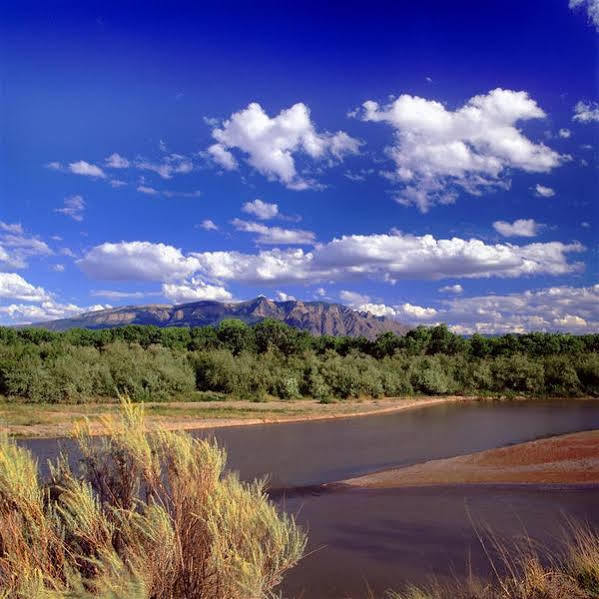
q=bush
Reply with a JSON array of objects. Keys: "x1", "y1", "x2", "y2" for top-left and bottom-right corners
[
  {"x1": 0, "y1": 401, "x2": 306, "y2": 598},
  {"x1": 491, "y1": 354, "x2": 545, "y2": 395},
  {"x1": 410, "y1": 357, "x2": 454, "y2": 395}
]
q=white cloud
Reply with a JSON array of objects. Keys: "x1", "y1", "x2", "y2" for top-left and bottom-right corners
[
  {"x1": 558, "y1": 128, "x2": 572, "y2": 138},
  {"x1": 135, "y1": 154, "x2": 193, "y2": 179},
  {"x1": 242, "y1": 199, "x2": 279, "y2": 220},
  {"x1": 105, "y1": 153, "x2": 130, "y2": 168},
  {"x1": 207, "y1": 102, "x2": 360, "y2": 189},
  {"x1": 55, "y1": 195, "x2": 85, "y2": 221},
  {"x1": 439, "y1": 284, "x2": 463, "y2": 294},
  {"x1": 45, "y1": 161, "x2": 63, "y2": 170},
  {"x1": 76, "y1": 231, "x2": 586, "y2": 297},
  {"x1": 569, "y1": 0, "x2": 599, "y2": 30},
  {"x1": 199, "y1": 219, "x2": 218, "y2": 231},
  {"x1": 68, "y1": 160, "x2": 106, "y2": 178},
  {"x1": 137, "y1": 185, "x2": 159, "y2": 195},
  {"x1": 0, "y1": 222, "x2": 24, "y2": 235},
  {"x1": 207, "y1": 143, "x2": 238, "y2": 170},
  {"x1": 110, "y1": 179, "x2": 128, "y2": 188},
  {"x1": 276, "y1": 291, "x2": 296, "y2": 301},
  {"x1": 0, "y1": 229, "x2": 53, "y2": 269},
  {"x1": 493, "y1": 219, "x2": 542, "y2": 237},
  {"x1": 349, "y1": 283, "x2": 599, "y2": 334},
  {"x1": 191, "y1": 230, "x2": 585, "y2": 284},
  {"x1": 358, "y1": 88, "x2": 566, "y2": 211},
  {"x1": 52, "y1": 264, "x2": 65, "y2": 272},
  {"x1": 161, "y1": 277, "x2": 232, "y2": 303},
  {"x1": 163, "y1": 190, "x2": 201, "y2": 198},
  {"x1": 231, "y1": 219, "x2": 316, "y2": 245},
  {"x1": 535, "y1": 184, "x2": 555, "y2": 197},
  {"x1": 78, "y1": 241, "x2": 200, "y2": 281},
  {"x1": 339, "y1": 290, "x2": 371, "y2": 305},
  {"x1": 0, "y1": 300, "x2": 112, "y2": 325},
  {"x1": 573, "y1": 100, "x2": 599, "y2": 123},
  {"x1": 355, "y1": 301, "x2": 438, "y2": 321},
  {"x1": 442, "y1": 283, "x2": 599, "y2": 334},
  {"x1": 90, "y1": 290, "x2": 160, "y2": 299},
  {"x1": 0, "y1": 272, "x2": 50, "y2": 302}
]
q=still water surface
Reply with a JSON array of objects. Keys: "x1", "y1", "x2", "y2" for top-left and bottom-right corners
[{"x1": 21, "y1": 399, "x2": 599, "y2": 598}]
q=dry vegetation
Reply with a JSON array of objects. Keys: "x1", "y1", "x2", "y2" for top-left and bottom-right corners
[
  {"x1": 388, "y1": 522, "x2": 599, "y2": 599},
  {"x1": 0, "y1": 400, "x2": 306, "y2": 598}
]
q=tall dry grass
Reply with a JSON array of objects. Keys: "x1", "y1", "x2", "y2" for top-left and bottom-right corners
[
  {"x1": 0, "y1": 400, "x2": 306, "y2": 598},
  {"x1": 387, "y1": 520, "x2": 599, "y2": 599}
]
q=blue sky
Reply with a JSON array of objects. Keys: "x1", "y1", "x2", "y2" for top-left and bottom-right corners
[{"x1": 1, "y1": 0, "x2": 598, "y2": 333}]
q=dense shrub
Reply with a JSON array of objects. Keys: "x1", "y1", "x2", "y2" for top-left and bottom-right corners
[{"x1": 0, "y1": 324, "x2": 597, "y2": 402}]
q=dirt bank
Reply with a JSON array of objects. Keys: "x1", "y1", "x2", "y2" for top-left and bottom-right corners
[
  {"x1": 1, "y1": 395, "x2": 473, "y2": 439},
  {"x1": 342, "y1": 429, "x2": 599, "y2": 487}
]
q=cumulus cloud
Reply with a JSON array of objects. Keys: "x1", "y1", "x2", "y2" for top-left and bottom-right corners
[
  {"x1": 105, "y1": 153, "x2": 130, "y2": 168},
  {"x1": 55, "y1": 195, "x2": 85, "y2": 221},
  {"x1": 569, "y1": 0, "x2": 599, "y2": 30},
  {"x1": 68, "y1": 160, "x2": 106, "y2": 178},
  {"x1": 339, "y1": 290, "x2": 372, "y2": 305},
  {"x1": 190, "y1": 230, "x2": 585, "y2": 284},
  {"x1": 77, "y1": 241, "x2": 200, "y2": 281},
  {"x1": 199, "y1": 219, "x2": 218, "y2": 231},
  {"x1": 0, "y1": 300, "x2": 112, "y2": 325},
  {"x1": 161, "y1": 277, "x2": 232, "y2": 303},
  {"x1": 231, "y1": 219, "x2": 316, "y2": 245},
  {"x1": 275, "y1": 291, "x2": 296, "y2": 301},
  {"x1": 356, "y1": 302, "x2": 438, "y2": 321},
  {"x1": 558, "y1": 128, "x2": 571, "y2": 138},
  {"x1": 0, "y1": 272, "x2": 50, "y2": 302},
  {"x1": 358, "y1": 88, "x2": 566, "y2": 211},
  {"x1": 493, "y1": 219, "x2": 542, "y2": 237},
  {"x1": 207, "y1": 102, "x2": 360, "y2": 189},
  {"x1": 347, "y1": 283, "x2": 599, "y2": 334},
  {"x1": 443, "y1": 283, "x2": 599, "y2": 334},
  {"x1": 439, "y1": 284, "x2": 463, "y2": 294},
  {"x1": 242, "y1": 199, "x2": 279, "y2": 220},
  {"x1": 573, "y1": 100, "x2": 599, "y2": 123},
  {"x1": 535, "y1": 184, "x2": 555, "y2": 197},
  {"x1": 76, "y1": 231, "x2": 586, "y2": 301}
]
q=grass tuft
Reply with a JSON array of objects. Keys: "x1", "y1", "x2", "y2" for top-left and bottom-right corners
[{"x1": 0, "y1": 398, "x2": 306, "y2": 598}]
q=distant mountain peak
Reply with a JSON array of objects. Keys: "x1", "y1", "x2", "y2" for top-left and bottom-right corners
[{"x1": 30, "y1": 297, "x2": 411, "y2": 339}]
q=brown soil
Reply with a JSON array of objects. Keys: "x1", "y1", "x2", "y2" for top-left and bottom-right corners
[{"x1": 343, "y1": 429, "x2": 599, "y2": 487}]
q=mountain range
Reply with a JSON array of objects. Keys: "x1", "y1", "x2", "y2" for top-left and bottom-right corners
[{"x1": 33, "y1": 297, "x2": 410, "y2": 339}]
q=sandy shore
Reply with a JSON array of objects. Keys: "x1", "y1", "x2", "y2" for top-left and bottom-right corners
[
  {"x1": 1, "y1": 395, "x2": 473, "y2": 439},
  {"x1": 342, "y1": 429, "x2": 599, "y2": 487}
]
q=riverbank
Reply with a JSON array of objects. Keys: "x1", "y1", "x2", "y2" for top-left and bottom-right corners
[
  {"x1": 342, "y1": 429, "x2": 599, "y2": 487},
  {"x1": 0, "y1": 395, "x2": 476, "y2": 438}
]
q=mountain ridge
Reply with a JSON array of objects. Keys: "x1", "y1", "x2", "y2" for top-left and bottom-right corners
[{"x1": 30, "y1": 296, "x2": 411, "y2": 339}]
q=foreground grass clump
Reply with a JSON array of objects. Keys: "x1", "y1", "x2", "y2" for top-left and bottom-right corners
[
  {"x1": 0, "y1": 401, "x2": 306, "y2": 598},
  {"x1": 387, "y1": 522, "x2": 599, "y2": 599}
]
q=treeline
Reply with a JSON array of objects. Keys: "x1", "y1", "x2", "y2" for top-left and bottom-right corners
[{"x1": 0, "y1": 320, "x2": 598, "y2": 403}]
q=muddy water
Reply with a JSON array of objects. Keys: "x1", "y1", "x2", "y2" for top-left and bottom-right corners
[{"x1": 21, "y1": 399, "x2": 599, "y2": 598}]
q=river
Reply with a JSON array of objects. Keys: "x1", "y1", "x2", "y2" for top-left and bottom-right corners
[{"x1": 21, "y1": 399, "x2": 599, "y2": 598}]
